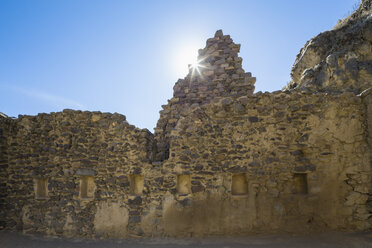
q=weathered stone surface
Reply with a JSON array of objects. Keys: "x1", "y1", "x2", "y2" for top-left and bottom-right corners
[
  {"x1": 94, "y1": 202, "x2": 129, "y2": 238},
  {"x1": 285, "y1": 1, "x2": 372, "y2": 93}
]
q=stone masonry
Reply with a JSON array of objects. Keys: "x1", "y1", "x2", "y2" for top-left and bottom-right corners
[
  {"x1": 154, "y1": 30, "x2": 255, "y2": 161},
  {"x1": 1, "y1": 3, "x2": 372, "y2": 238}
]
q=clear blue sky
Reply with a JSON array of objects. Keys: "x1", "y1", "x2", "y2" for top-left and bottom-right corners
[{"x1": 0, "y1": 0, "x2": 359, "y2": 131}]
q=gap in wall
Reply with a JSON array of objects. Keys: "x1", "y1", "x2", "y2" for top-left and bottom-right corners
[
  {"x1": 292, "y1": 173, "x2": 308, "y2": 194},
  {"x1": 130, "y1": 174, "x2": 144, "y2": 195},
  {"x1": 80, "y1": 176, "x2": 95, "y2": 199},
  {"x1": 34, "y1": 178, "x2": 48, "y2": 199},
  {"x1": 177, "y1": 175, "x2": 191, "y2": 194},
  {"x1": 231, "y1": 173, "x2": 248, "y2": 195}
]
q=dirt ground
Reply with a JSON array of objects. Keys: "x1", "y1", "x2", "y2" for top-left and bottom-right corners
[{"x1": 1, "y1": 231, "x2": 372, "y2": 248}]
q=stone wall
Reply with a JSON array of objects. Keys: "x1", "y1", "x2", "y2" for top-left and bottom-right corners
[
  {"x1": 156, "y1": 91, "x2": 372, "y2": 235},
  {"x1": 1, "y1": 90, "x2": 371, "y2": 237},
  {"x1": 0, "y1": 114, "x2": 16, "y2": 229},
  {"x1": 1, "y1": 7, "x2": 372, "y2": 237},
  {"x1": 1, "y1": 110, "x2": 155, "y2": 237},
  {"x1": 154, "y1": 30, "x2": 256, "y2": 161}
]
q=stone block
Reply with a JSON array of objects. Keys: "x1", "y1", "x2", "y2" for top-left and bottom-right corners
[{"x1": 76, "y1": 168, "x2": 97, "y2": 176}]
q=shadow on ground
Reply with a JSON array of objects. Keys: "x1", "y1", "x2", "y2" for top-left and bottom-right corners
[{"x1": 1, "y1": 231, "x2": 372, "y2": 248}]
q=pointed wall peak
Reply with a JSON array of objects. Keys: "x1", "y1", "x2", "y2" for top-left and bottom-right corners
[
  {"x1": 214, "y1": 29, "x2": 223, "y2": 38},
  {"x1": 178, "y1": 30, "x2": 255, "y2": 98},
  {"x1": 154, "y1": 31, "x2": 256, "y2": 161}
]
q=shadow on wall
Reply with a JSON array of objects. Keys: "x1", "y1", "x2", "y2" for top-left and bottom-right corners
[
  {"x1": 162, "y1": 189, "x2": 259, "y2": 237},
  {"x1": 94, "y1": 202, "x2": 129, "y2": 238}
]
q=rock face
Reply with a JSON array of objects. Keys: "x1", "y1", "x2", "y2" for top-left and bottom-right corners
[
  {"x1": 1, "y1": 2, "x2": 372, "y2": 238},
  {"x1": 285, "y1": 0, "x2": 372, "y2": 92}
]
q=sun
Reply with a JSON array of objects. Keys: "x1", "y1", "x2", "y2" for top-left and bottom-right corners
[
  {"x1": 172, "y1": 43, "x2": 202, "y2": 78},
  {"x1": 188, "y1": 58, "x2": 206, "y2": 78},
  {"x1": 189, "y1": 60, "x2": 201, "y2": 70}
]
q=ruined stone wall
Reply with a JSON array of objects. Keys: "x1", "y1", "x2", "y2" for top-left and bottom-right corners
[
  {"x1": 1, "y1": 110, "x2": 155, "y2": 237},
  {"x1": 154, "y1": 91, "x2": 371, "y2": 235},
  {"x1": 0, "y1": 115, "x2": 16, "y2": 229},
  {"x1": 154, "y1": 30, "x2": 256, "y2": 161},
  {"x1": 2, "y1": 4, "x2": 372, "y2": 237},
  {"x1": 1, "y1": 90, "x2": 371, "y2": 238}
]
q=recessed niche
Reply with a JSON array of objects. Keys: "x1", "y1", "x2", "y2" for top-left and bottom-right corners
[
  {"x1": 231, "y1": 173, "x2": 248, "y2": 195},
  {"x1": 130, "y1": 174, "x2": 144, "y2": 195},
  {"x1": 292, "y1": 173, "x2": 308, "y2": 194},
  {"x1": 177, "y1": 175, "x2": 191, "y2": 194},
  {"x1": 80, "y1": 176, "x2": 95, "y2": 199},
  {"x1": 34, "y1": 178, "x2": 48, "y2": 199}
]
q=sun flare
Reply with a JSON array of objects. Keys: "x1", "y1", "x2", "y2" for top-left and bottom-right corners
[
  {"x1": 172, "y1": 43, "x2": 202, "y2": 77},
  {"x1": 188, "y1": 58, "x2": 207, "y2": 78},
  {"x1": 189, "y1": 61, "x2": 200, "y2": 69}
]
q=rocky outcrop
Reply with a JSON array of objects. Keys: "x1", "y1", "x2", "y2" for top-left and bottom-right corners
[{"x1": 285, "y1": 0, "x2": 372, "y2": 93}]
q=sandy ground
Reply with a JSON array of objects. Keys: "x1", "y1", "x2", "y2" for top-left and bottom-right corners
[{"x1": 1, "y1": 231, "x2": 372, "y2": 248}]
